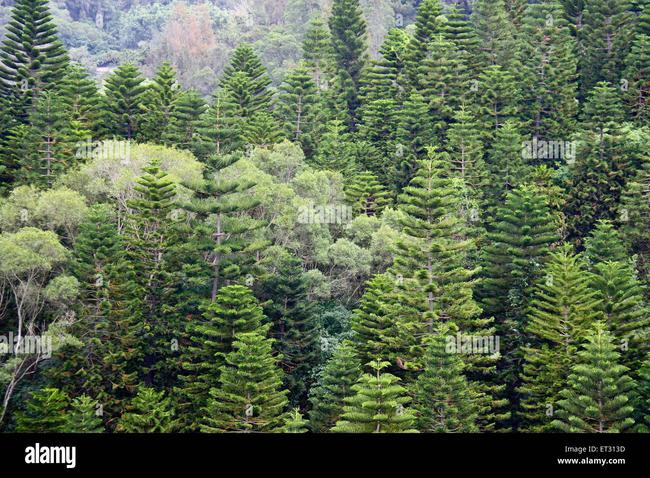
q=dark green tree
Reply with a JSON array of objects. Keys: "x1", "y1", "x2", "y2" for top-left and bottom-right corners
[
  {"x1": 552, "y1": 324, "x2": 635, "y2": 433},
  {"x1": 276, "y1": 64, "x2": 320, "y2": 157},
  {"x1": 579, "y1": 0, "x2": 634, "y2": 95},
  {"x1": 0, "y1": 0, "x2": 68, "y2": 121},
  {"x1": 259, "y1": 256, "x2": 320, "y2": 407},
  {"x1": 345, "y1": 171, "x2": 391, "y2": 217},
  {"x1": 102, "y1": 63, "x2": 146, "y2": 140},
  {"x1": 163, "y1": 89, "x2": 206, "y2": 149},
  {"x1": 332, "y1": 360, "x2": 417, "y2": 433},
  {"x1": 328, "y1": 0, "x2": 368, "y2": 129},
  {"x1": 308, "y1": 341, "x2": 361, "y2": 432},
  {"x1": 65, "y1": 395, "x2": 104, "y2": 433},
  {"x1": 15, "y1": 388, "x2": 69, "y2": 433},
  {"x1": 519, "y1": 244, "x2": 604, "y2": 431},
  {"x1": 116, "y1": 387, "x2": 178, "y2": 433},
  {"x1": 140, "y1": 62, "x2": 180, "y2": 143},
  {"x1": 176, "y1": 285, "x2": 265, "y2": 429},
  {"x1": 413, "y1": 324, "x2": 480, "y2": 433},
  {"x1": 220, "y1": 44, "x2": 273, "y2": 119},
  {"x1": 200, "y1": 325, "x2": 289, "y2": 433}
]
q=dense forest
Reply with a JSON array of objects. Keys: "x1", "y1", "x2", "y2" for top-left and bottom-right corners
[{"x1": 0, "y1": 0, "x2": 648, "y2": 434}]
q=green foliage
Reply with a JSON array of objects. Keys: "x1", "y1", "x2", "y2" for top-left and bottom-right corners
[
  {"x1": 220, "y1": 44, "x2": 273, "y2": 119},
  {"x1": 566, "y1": 82, "x2": 628, "y2": 240},
  {"x1": 552, "y1": 324, "x2": 635, "y2": 433},
  {"x1": 516, "y1": 1, "x2": 578, "y2": 139},
  {"x1": 519, "y1": 244, "x2": 604, "y2": 431},
  {"x1": 276, "y1": 64, "x2": 320, "y2": 158},
  {"x1": 177, "y1": 285, "x2": 265, "y2": 429},
  {"x1": 15, "y1": 388, "x2": 69, "y2": 433},
  {"x1": 200, "y1": 325, "x2": 288, "y2": 433},
  {"x1": 102, "y1": 63, "x2": 147, "y2": 140},
  {"x1": 579, "y1": 0, "x2": 634, "y2": 95},
  {"x1": 345, "y1": 171, "x2": 391, "y2": 217},
  {"x1": 328, "y1": 0, "x2": 368, "y2": 129},
  {"x1": 332, "y1": 359, "x2": 417, "y2": 433},
  {"x1": 283, "y1": 408, "x2": 309, "y2": 433},
  {"x1": 0, "y1": 0, "x2": 68, "y2": 121},
  {"x1": 414, "y1": 325, "x2": 480, "y2": 433},
  {"x1": 584, "y1": 220, "x2": 629, "y2": 265},
  {"x1": 65, "y1": 395, "x2": 104, "y2": 433},
  {"x1": 116, "y1": 387, "x2": 178, "y2": 433},
  {"x1": 260, "y1": 256, "x2": 320, "y2": 407},
  {"x1": 309, "y1": 341, "x2": 361, "y2": 432}
]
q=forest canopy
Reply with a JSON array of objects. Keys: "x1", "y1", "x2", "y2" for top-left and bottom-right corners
[{"x1": 0, "y1": 0, "x2": 649, "y2": 435}]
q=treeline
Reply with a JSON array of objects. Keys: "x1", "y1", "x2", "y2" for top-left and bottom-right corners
[{"x1": 0, "y1": 0, "x2": 649, "y2": 433}]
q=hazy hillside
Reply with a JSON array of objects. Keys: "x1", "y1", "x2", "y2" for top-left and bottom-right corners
[{"x1": 0, "y1": 0, "x2": 465, "y2": 92}]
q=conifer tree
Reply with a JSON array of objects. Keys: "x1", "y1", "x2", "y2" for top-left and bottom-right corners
[
  {"x1": 516, "y1": 1, "x2": 579, "y2": 139},
  {"x1": 50, "y1": 205, "x2": 124, "y2": 403},
  {"x1": 345, "y1": 171, "x2": 391, "y2": 217},
  {"x1": 200, "y1": 325, "x2": 289, "y2": 433},
  {"x1": 406, "y1": 0, "x2": 444, "y2": 86},
  {"x1": 579, "y1": 0, "x2": 634, "y2": 95},
  {"x1": 102, "y1": 63, "x2": 146, "y2": 140},
  {"x1": 519, "y1": 244, "x2": 604, "y2": 431},
  {"x1": 445, "y1": 107, "x2": 487, "y2": 203},
  {"x1": 163, "y1": 89, "x2": 206, "y2": 149},
  {"x1": 180, "y1": 155, "x2": 264, "y2": 299},
  {"x1": 552, "y1": 324, "x2": 635, "y2": 433},
  {"x1": 332, "y1": 360, "x2": 417, "y2": 433},
  {"x1": 259, "y1": 256, "x2": 320, "y2": 407},
  {"x1": 140, "y1": 62, "x2": 180, "y2": 143},
  {"x1": 477, "y1": 185, "x2": 559, "y2": 429},
  {"x1": 124, "y1": 159, "x2": 178, "y2": 386},
  {"x1": 177, "y1": 285, "x2": 265, "y2": 429},
  {"x1": 619, "y1": 154, "x2": 650, "y2": 278},
  {"x1": 393, "y1": 92, "x2": 436, "y2": 191},
  {"x1": 477, "y1": 186, "x2": 557, "y2": 326},
  {"x1": 0, "y1": 0, "x2": 68, "y2": 121},
  {"x1": 328, "y1": 0, "x2": 368, "y2": 129},
  {"x1": 220, "y1": 45, "x2": 273, "y2": 118},
  {"x1": 195, "y1": 90, "x2": 243, "y2": 158},
  {"x1": 417, "y1": 35, "x2": 469, "y2": 134},
  {"x1": 392, "y1": 154, "x2": 482, "y2": 363},
  {"x1": 472, "y1": 0, "x2": 517, "y2": 68},
  {"x1": 483, "y1": 120, "x2": 527, "y2": 222},
  {"x1": 303, "y1": 15, "x2": 333, "y2": 90},
  {"x1": 60, "y1": 63, "x2": 101, "y2": 134},
  {"x1": 623, "y1": 1, "x2": 650, "y2": 122},
  {"x1": 350, "y1": 274, "x2": 396, "y2": 365},
  {"x1": 65, "y1": 395, "x2": 104, "y2": 433},
  {"x1": 276, "y1": 64, "x2": 320, "y2": 157},
  {"x1": 243, "y1": 112, "x2": 285, "y2": 148},
  {"x1": 283, "y1": 408, "x2": 309, "y2": 433},
  {"x1": 442, "y1": 4, "x2": 482, "y2": 77},
  {"x1": 309, "y1": 341, "x2": 361, "y2": 432},
  {"x1": 414, "y1": 324, "x2": 480, "y2": 433},
  {"x1": 584, "y1": 220, "x2": 629, "y2": 265},
  {"x1": 636, "y1": 355, "x2": 650, "y2": 431},
  {"x1": 116, "y1": 387, "x2": 178, "y2": 433},
  {"x1": 566, "y1": 82, "x2": 628, "y2": 240},
  {"x1": 16, "y1": 90, "x2": 73, "y2": 187},
  {"x1": 313, "y1": 119, "x2": 358, "y2": 174},
  {"x1": 590, "y1": 260, "x2": 650, "y2": 369},
  {"x1": 359, "y1": 28, "x2": 410, "y2": 107},
  {"x1": 473, "y1": 65, "x2": 521, "y2": 146},
  {"x1": 15, "y1": 388, "x2": 69, "y2": 433}
]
